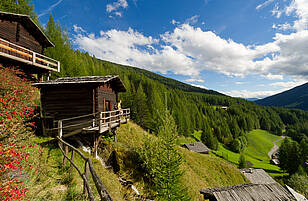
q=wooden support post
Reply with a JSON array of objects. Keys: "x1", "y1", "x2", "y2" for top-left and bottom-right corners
[
  {"x1": 113, "y1": 129, "x2": 117, "y2": 143},
  {"x1": 70, "y1": 150, "x2": 74, "y2": 176},
  {"x1": 93, "y1": 133, "x2": 98, "y2": 158},
  {"x1": 83, "y1": 160, "x2": 89, "y2": 195},
  {"x1": 99, "y1": 112, "x2": 103, "y2": 133},
  {"x1": 58, "y1": 120, "x2": 63, "y2": 139},
  {"x1": 63, "y1": 145, "x2": 69, "y2": 166}
]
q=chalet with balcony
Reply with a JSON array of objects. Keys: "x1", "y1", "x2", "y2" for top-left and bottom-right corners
[
  {"x1": 0, "y1": 11, "x2": 60, "y2": 79},
  {"x1": 33, "y1": 76, "x2": 130, "y2": 156}
]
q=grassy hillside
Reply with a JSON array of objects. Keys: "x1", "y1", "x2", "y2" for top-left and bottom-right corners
[
  {"x1": 113, "y1": 122, "x2": 248, "y2": 200},
  {"x1": 25, "y1": 137, "x2": 127, "y2": 201},
  {"x1": 213, "y1": 129, "x2": 286, "y2": 177},
  {"x1": 256, "y1": 82, "x2": 308, "y2": 110},
  {"x1": 23, "y1": 121, "x2": 248, "y2": 201}
]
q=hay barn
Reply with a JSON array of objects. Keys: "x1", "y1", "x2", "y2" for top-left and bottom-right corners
[{"x1": 183, "y1": 142, "x2": 209, "y2": 154}]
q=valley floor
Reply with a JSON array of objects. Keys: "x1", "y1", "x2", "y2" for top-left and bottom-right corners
[{"x1": 212, "y1": 129, "x2": 286, "y2": 177}]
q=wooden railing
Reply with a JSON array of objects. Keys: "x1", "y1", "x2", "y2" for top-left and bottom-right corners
[
  {"x1": 56, "y1": 109, "x2": 130, "y2": 138},
  {"x1": 57, "y1": 136, "x2": 113, "y2": 201},
  {"x1": 0, "y1": 38, "x2": 60, "y2": 72}
]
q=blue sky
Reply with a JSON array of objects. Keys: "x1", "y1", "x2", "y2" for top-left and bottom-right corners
[{"x1": 32, "y1": 0, "x2": 308, "y2": 99}]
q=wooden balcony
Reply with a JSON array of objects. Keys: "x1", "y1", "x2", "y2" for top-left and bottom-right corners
[
  {"x1": 0, "y1": 37, "x2": 60, "y2": 72},
  {"x1": 49, "y1": 108, "x2": 130, "y2": 138}
]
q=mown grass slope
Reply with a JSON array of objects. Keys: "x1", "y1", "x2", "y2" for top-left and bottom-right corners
[
  {"x1": 115, "y1": 122, "x2": 248, "y2": 200},
  {"x1": 25, "y1": 137, "x2": 127, "y2": 201},
  {"x1": 26, "y1": 121, "x2": 247, "y2": 200},
  {"x1": 213, "y1": 129, "x2": 286, "y2": 177}
]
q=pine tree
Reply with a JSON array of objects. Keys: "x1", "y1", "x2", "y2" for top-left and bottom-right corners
[
  {"x1": 133, "y1": 83, "x2": 151, "y2": 129},
  {"x1": 0, "y1": 0, "x2": 39, "y2": 25},
  {"x1": 139, "y1": 110, "x2": 189, "y2": 201},
  {"x1": 238, "y1": 153, "x2": 246, "y2": 169}
]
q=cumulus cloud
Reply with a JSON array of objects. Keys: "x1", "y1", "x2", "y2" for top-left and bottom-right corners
[
  {"x1": 272, "y1": 0, "x2": 308, "y2": 31},
  {"x1": 223, "y1": 89, "x2": 285, "y2": 99},
  {"x1": 190, "y1": 84, "x2": 208, "y2": 89},
  {"x1": 74, "y1": 23, "x2": 308, "y2": 80},
  {"x1": 269, "y1": 80, "x2": 306, "y2": 88},
  {"x1": 185, "y1": 78, "x2": 205, "y2": 83},
  {"x1": 106, "y1": 0, "x2": 128, "y2": 17}
]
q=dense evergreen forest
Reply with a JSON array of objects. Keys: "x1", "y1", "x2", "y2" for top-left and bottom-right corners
[{"x1": 1, "y1": 1, "x2": 307, "y2": 174}]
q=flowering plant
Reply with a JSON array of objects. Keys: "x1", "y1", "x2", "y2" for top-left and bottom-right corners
[{"x1": 0, "y1": 67, "x2": 37, "y2": 200}]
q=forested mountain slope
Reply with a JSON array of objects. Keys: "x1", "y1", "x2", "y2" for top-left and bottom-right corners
[
  {"x1": 42, "y1": 14, "x2": 308, "y2": 154},
  {"x1": 256, "y1": 82, "x2": 308, "y2": 111}
]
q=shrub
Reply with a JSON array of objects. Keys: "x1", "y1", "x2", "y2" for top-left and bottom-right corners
[{"x1": 0, "y1": 67, "x2": 36, "y2": 200}]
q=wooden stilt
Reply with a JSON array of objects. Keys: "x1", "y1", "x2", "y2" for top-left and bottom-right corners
[
  {"x1": 113, "y1": 129, "x2": 117, "y2": 143},
  {"x1": 70, "y1": 150, "x2": 74, "y2": 176},
  {"x1": 63, "y1": 145, "x2": 69, "y2": 166}
]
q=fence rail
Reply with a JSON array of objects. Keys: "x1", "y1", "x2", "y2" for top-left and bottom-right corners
[
  {"x1": 0, "y1": 38, "x2": 60, "y2": 72},
  {"x1": 54, "y1": 109, "x2": 130, "y2": 137},
  {"x1": 57, "y1": 136, "x2": 113, "y2": 201}
]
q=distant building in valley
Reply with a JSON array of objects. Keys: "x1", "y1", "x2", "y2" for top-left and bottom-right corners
[
  {"x1": 183, "y1": 142, "x2": 209, "y2": 154},
  {"x1": 200, "y1": 168, "x2": 306, "y2": 201}
]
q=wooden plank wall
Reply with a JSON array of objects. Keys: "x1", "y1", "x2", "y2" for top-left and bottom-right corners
[
  {"x1": 41, "y1": 86, "x2": 93, "y2": 120},
  {"x1": 97, "y1": 84, "x2": 117, "y2": 112},
  {"x1": 41, "y1": 86, "x2": 95, "y2": 136},
  {"x1": 0, "y1": 19, "x2": 43, "y2": 53}
]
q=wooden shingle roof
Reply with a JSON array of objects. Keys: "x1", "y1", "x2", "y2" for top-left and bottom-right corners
[
  {"x1": 240, "y1": 168, "x2": 277, "y2": 184},
  {"x1": 0, "y1": 11, "x2": 54, "y2": 47},
  {"x1": 33, "y1": 76, "x2": 126, "y2": 92},
  {"x1": 183, "y1": 142, "x2": 209, "y2": 154},
  {"x1": 200, "y1": 183, "x2": 296, "y2": 201}
]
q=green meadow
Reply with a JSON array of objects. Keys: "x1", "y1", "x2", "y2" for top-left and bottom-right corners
[{"x1": 212, "y1": 129, "x2": 286, "y2": 177}]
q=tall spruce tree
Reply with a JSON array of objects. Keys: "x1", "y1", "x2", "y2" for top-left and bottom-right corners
[{"x1": 139, "y1": 110, "x2": 189, "y2": 201}]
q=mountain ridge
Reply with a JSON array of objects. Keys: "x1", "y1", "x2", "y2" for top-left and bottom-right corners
[{"x1": 256, "y1": 82, "x2": 308, "y2": 110}]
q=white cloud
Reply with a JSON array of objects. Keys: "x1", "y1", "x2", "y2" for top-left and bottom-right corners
[
  {"x1": 235, "y1": 82, "x2": 245, "y2": 85},
  {"x1": 171, "y1": 19, "x2": 179, "y2": 25},
  {"x1": 256, "y1": 0, "x2": 274, "y2": 10},
  {"x1": 106, "y1": 0, "x2": 128, "y2": 17},
  {"x1": 190, "y1": 84, "x2": 208, "y2": 89},
  {"x1": 185, "y1": 15, "x2": 199, "y2": 25},
  {"x1": 38, "y1": 0, "x2": 63, "y2": 18},
  {"x1": 269, "y1": 80, "x2": 306, "y2": 88},
  {"x1": 74, "y1": 23, "x2": 308, "y2": 80},
  {"x1": 223, "y1": 89, "x2": 285, "y2": 99},
  {"x1": 185, "y1": 78, "x2": 205, "y2": 83},
  {"x1": 262, "y1": 73, "x2": 284, "y2": 80},
  {"x1": 272, "y1": 0, "x2": 308, "y2": 31},
  {"x1": 73, "y1": 25, "x2": 86, "y2": 33}
]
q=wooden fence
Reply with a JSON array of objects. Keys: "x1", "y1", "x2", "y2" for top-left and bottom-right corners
[
  {"x1": 57, "y1": 136, "x2": 113, "y2": 201},
  {"x1": 0, "y1": 37, "x2": 60, "y2": 72}
]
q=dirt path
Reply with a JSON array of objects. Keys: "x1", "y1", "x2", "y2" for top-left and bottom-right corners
[{"x1": 268, "y1": 136, "x2": 285, "y2": 158}]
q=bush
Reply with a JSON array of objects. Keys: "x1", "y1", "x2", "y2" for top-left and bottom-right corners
[
  {"x1": 287, "y1": 174, "x2": 308, "y2": 197},
  {"x1": 0, "y1": 68, "x2": 37, "y2": 200}
]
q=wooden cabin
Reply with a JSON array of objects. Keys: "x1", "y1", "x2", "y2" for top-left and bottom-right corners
[
  {"x1": 0, "y1": 11, "x2": 60, "y2": 78},
  {"x1": 200, "y1": 183, "x2": 296, "y2": 201},
  {"x1": 183, "y1": 142, "x2": 209, "y2": 154},
  {"x1": 33, "y1": 76, "x2": 129, "y2": 137}
]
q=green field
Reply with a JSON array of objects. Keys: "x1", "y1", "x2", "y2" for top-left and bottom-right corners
[{"x1": 212, "y1": 129, "x2": 286, "y2": 177}]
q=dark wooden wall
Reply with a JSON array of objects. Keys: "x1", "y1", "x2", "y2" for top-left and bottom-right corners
[
  {"x1": 41, "y1": 86, "x2": 93, "y2": 120},
  {"x1": 97, "y1": 84, "x2": 117, "y2": 112},
  {"x1": 0, "y1": 19, "x2": 44, "y2": 53}
]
